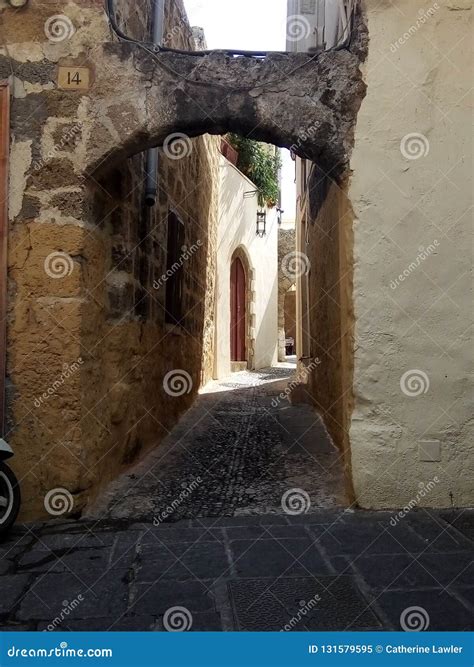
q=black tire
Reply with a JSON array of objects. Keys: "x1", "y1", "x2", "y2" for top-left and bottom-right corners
[{"x1": 0, "y1": 461, "x2": 21, "y2": 536}]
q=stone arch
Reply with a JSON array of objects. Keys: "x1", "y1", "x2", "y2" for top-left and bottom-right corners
[
  {"x1": 2, "y1": 0, "x2": 368, "y2": 519},
  {"x1": 85, "y1": 34, "x2": 367, "y2": 179}
]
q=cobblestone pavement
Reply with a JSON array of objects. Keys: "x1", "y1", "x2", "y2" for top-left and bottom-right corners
[
  {"x1": 86, "y1": 364, "x2": 346, "y2": 522},
  {"x1": 2, "y1": 367, "x2": 473, "y2": 632},
  {"x1": 1, "y1": 510, "x2": 473, "y2": 631}
]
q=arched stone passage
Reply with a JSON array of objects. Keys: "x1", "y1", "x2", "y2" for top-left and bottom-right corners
[
  {"x1": 2, "y1": 0, "x2": 368, "y2": 519},
  {"x1": 86, "y1": 32, "x2": 367, "y2": 177}
]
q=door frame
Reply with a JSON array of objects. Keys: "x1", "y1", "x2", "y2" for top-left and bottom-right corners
[
  {"x1": 230, "y1": 255, "x2": 247, "y2": 362},
  {"x1": 229, "y1": 247, "x2": 254, "y2": 369},
  {"x1": 0, "y1": 82, "x2": 9, "y2": 437}
]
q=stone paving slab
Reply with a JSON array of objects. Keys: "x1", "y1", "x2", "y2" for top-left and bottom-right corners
[
  {"x1": 376, "y1": 590, "x2": 474, "y2": 632},
  {"x1": 0, "y1": 509, "x2": 473, "y2": 632}
]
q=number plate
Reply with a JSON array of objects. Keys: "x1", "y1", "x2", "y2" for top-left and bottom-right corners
[{"x1": 57, "y1": 66, "x2": 90, "y2": 91}]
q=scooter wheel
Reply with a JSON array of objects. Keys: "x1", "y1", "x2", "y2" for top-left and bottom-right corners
[{"x1": 0, "y1": 461, "x2": 21, "y2": 537}]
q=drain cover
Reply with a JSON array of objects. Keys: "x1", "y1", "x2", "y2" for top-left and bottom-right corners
[{"x1": 228, "y1": 576, "x2": 382, "y2": 631}]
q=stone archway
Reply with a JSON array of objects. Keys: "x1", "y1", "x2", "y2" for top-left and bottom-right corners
[
  {"x1": 85, "y1": 16, "x2": 367, "y2": 177},
  {"x1": 2, "y1": 0, "x2": 368, "y2": 519}
]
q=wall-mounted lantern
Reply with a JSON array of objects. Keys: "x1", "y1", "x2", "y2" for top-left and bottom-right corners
[
  {"x1": 256, "y1": 210, "x2": 267, "y2": 238},
  {"x1": 276, "y1": 207, "x2": 284, "y2": 225}
]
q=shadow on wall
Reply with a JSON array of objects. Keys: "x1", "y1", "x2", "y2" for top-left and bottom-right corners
[
  {"x1": 71, "y1": 135, "x2": 218, "y2": 516},
  {"x1": 294, "y1": 173, "x2": 355, "y2": 503}
]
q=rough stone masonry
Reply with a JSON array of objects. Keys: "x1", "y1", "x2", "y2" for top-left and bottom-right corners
[{"x1": 0, "y1": 0, "x2": 367, "y2": 519}]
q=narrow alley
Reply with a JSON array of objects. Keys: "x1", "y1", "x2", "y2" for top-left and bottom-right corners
[
  {"x1": 86, "y1": 364, "x2": 345, "y2": 523},
  {"x1": 0, "y1": 0, "x2": 472, "y2": 659}
]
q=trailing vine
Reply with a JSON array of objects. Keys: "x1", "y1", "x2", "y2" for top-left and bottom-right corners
[{"x1": 227, "y1": 134, "x2": 281, "y2": 208}]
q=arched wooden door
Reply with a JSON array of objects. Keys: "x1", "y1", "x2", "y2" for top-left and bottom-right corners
[{"x1": 230, "y1": 257, "x2": 247, "y2": 362}]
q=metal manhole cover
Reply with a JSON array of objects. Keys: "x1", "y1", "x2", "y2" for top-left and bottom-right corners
[{"x1": 228, "y1": 576, "x2": 382, "y2": 631}]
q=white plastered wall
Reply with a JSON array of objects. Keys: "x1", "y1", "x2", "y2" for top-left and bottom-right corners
[
  {"x1": 349, "y1": 0, "x2": 473, "y2": 508},
  {"x1": 214, "y1": 156, "x2": 279, "y2": 379}
]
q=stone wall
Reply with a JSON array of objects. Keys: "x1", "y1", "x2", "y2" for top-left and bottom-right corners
[
  {"x1": 284, "y1": 291, "x2": 296, "y2": 343},
  {"x1": 1, "y1": 0, "x2": 219, "y2": 519},
  {"x1": 348, "y1": 0, "x2": 473, "y2": 509},
  {"x1": 298, "y1": 172, "x2": 355, "y2": 501},
  {"x1": 291, "y1": 0, "x2": 472, "y2": 510},
  {"x1": 277, "y1": 228, "x2": 296, "y2": 361}
]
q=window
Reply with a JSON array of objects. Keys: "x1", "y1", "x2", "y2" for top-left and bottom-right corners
[{"x1": 165, "y1": 210, "x2": 185, "y2": 325}]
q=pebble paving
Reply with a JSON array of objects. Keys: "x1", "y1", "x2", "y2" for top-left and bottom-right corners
[{"x1": 87, "y1": 364, "x2": 345, "y2": 522}]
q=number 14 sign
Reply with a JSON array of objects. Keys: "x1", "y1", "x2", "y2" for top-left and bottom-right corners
[{"x1": 57, "y1": 66, "x2": 90, "y2": 91}]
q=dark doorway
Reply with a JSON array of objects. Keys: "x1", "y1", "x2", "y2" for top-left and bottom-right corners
[{"x1": 230, "y1": 257, "x2": 246, "y2": 362}]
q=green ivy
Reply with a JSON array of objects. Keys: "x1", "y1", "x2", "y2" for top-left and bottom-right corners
[{"x1": 227, "y1": 135, "x2": 282, "y2": 208}]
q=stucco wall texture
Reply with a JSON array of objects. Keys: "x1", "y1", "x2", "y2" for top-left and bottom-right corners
[{"x1": 349, "y1": 0, "x2": 473, "y2": 508}]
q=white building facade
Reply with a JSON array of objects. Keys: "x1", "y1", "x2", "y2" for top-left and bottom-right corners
[{"x1": 214, "y1": 153, "x2": 279, "y2": 379}]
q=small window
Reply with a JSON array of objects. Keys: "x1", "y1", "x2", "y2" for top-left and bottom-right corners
[{"x1": 165, "y1": 210, "x2": 185, "y2": 325}]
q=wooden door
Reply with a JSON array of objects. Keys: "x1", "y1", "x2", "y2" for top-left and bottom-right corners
[{"x1": 230, "y1": 257, "x2": 246, "y2": 362}]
